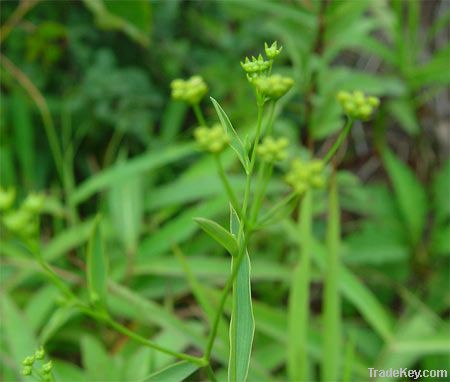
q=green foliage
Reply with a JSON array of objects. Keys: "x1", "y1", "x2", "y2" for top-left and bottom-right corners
[{"x1": 1, "y1": 1, "x2": 448, "y2": 381}]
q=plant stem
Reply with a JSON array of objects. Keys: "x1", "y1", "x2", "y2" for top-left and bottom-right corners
[
  {"x1": 264, "y1": 100, "x2": 277, "y2": 136},
  {"x1": 205, "y1": 364, "x2": 218, "y2": 382},
  {"x1": 256, "y1": 192, "x2": 298, "y2": 228},
  {"x1": 288, "y1": 191, "x2": 312, "y2": 381},
  {"x1": 105, "y1": 318, "x2": 207, "y2": 366},
  {"x1": 323, "y1": 117, "x2": 353, "y2": 163},
  {"x1": 214, "y1": 154, "x2": 241, "y2": 217},
  {"x1": 322, "y1": 172, "x2": 342, "y2": 381},
  {"x1": 192, "y1": 102, "x2": 207, "y2": 126}
]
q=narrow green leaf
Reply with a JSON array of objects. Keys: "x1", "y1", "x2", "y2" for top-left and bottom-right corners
[
  {"x1": 71, "y1": 143, "x2": 194, "y2": 205},
  {"x1": 387, "y1": 98, "x2": 420, "y2": 136},
  {"x1": 86, "y1": 215, "x2": 108, "y2": 308},
  {"x1": 322, "y1": 177, "x2": 342, "y2": 381},
  {"x1": 382, "y1": 149, "x2": 428, "y2": 247},
  {"x1": 288, "y1": 191, "x2": 312, "y2": 381},
  {"x1": 81, "y1": 335, "x2": 120, "y2": 381},
  {"x1": 194, "y1": 217, "x2": 239, "y2": 257},
  {"x1": 141, "y1": 361, "x2": 199, "y2": 382},
  {"x1": 228, "y1": 206, "x2": 255, "y2": 382},
  {"x1": 210, "y1": 97, "x2": 250, "y2": 174}
]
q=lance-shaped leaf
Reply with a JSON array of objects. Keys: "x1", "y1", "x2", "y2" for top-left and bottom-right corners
[
  {"x1": 210, "y1": 97, "x2": 250, "y2": 174},
  {"x1": 194, "y1": 217, "x2": 239, "y2": 257},
  {"x1": 141, "y1": 361, "x2": 199, "y2": 382},
  {"x1": 228, "y1": 205, "x2": 255, "y2": 382}
]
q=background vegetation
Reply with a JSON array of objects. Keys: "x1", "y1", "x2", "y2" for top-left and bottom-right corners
[{"x1": 1, "y1": 0, "x2": 449, "y2": 381}]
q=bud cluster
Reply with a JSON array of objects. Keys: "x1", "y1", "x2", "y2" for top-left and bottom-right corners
[
  {"x1": 254, "y1": 75, "x2": 294, "y2": 100},
  {"x1": 171, "y1": 75, "x2": 208, "y2": 104},
  {"x1": 285, "y1": 159, "x2": 326, "y2": 194},
  {"x1": 194, "y1": 124, "x2": 230, "y2": 154},
  {"x1": 240, "y1": 41, "x2": 294, "y2": 101},
  {"x1": 1, "y1": 189, "x2": 45, "y2": 237},
  {"x1": 21, "y1": 348, "x2": 54, "y2": 381},
  {"x1": 257, "y1": 136, "x2": 289, "y2": 163},
  {"x1": 337, "y1": 90, "x2": 380, "y2": 120}
]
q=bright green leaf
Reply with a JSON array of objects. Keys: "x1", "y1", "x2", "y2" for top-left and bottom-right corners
[{"x1": 194, "y1": 217, "x2": 239, "y2": 257}]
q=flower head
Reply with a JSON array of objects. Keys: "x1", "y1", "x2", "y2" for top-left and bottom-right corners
[
  {"x1": 264, "y1": 41, "x2": 282, "y2": 59},
  {"x1": 337, "y1": 90, "x2": 380, "y2": 120},
  {"x1": 257, "y1": 136, "x2": 289, "y2": 163},
  {"x1": 194, "y1": 124, "x2": 230, "y2": 154},
  {"x1": 0, "y1": 187, "x2": 15, "y2": 211},
  {"x1": 22, "y1": 193, "x2": 45, "y2": 214},
  {"x1": 171, "y1": 76, "x2": 208, "y2": 104},
  {"x1": 254, "y1": 74, "x2": 294, "y2": 99},
  {"x1": 285, "y1": 159, "x2": 326, "y2": 194}
]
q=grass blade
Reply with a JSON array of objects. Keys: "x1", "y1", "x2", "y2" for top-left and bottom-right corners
[
  {"x1": 210, "y1": 97, "x2": 250, "y2": 174},
  {"x1": 322, "y1": 175, "x2": 342, "y2": 381},
  {"x1": 141, "y1": 361, "x2": 199, "y2": 382},
  {"x1": 194, "y1": 217, "x2": 239, "y2": 257},
  {"x1": 86, "y1": 215, "x2": 108, "y2": 309},
  {"x1": 228, "y1": 205, "x2": 255, "y2": 382},
  {"x1": 288, "y1": 191, "x2": 313, "y2": 381}
]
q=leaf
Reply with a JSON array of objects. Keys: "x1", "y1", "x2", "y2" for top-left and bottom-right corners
[
  {"x1": 39, "y1": 307, "x2": 79, "y2": 344},
  {"x1": 228, "y1": 206, "x2": 254, "y2": 382},
  {"x1": 124, "y1": 348, "x2": 151, "y2": 381},
  {"x1": 141, "y1": 361, "x2": 199, "y2": 382},
  {"x1": 387, "y1": 98, "x2": 420, "y2": 136},
  {"x1": 71, "y1": 143, "x2": 195, "y2": 205},
  {"x1": 86, "y1": 215, "x2": 108, "y2": 309},
  {"x1": 382, "y1": 149, "x2": 428, "y2": 247},
  {"x1": 81, "y1": 335, "x2": 120, "y2": 381},
  {"x1": 210, "y1": 97, "x2": 250, "y2": 174},
  {"x1": 1, "y1": 294, "x2": 37, "y2": 368},
  {"x1": 194, "y1": 217, "x2": 239, "y2": 257}
]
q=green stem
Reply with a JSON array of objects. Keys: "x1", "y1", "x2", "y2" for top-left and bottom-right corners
[
  {"x1": 192, "y1": 102, "x2": 207, "y2": 126},
  {"x1": 288, "y1": 191, "x2": 313, "y2": 381},
  {"x1": 214, "y1": 154, "x2": 240, "y2": 217},
  {"x1": 264, "y1": 100, "x2": 277, "y2": 136},
  {"x1": 256, "y1": 192, "x2": 298, "y2": 228},
  {"x1": 322, "y1": 173, "x2": 341, "y2": 381},
  {"x1": 105, "y1": 318, "x2": 207, "y2": 366},
  {"x1": 323, "y1": 117, "x2": 353, "y2": 163},
  {"x1": 205, "y1": 364, "x2": 218, "y2": 382}
]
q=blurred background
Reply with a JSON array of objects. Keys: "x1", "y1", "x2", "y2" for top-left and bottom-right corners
[{"x1": 1, "y1": 0, "x2": 449, "y2": 381}]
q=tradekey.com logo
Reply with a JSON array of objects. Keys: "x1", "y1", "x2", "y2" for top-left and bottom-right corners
[{"x1": 369, "y1": 368, "x2": 448, "y2": 379}]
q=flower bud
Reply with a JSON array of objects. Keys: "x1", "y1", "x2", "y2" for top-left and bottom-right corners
[
  {"x1": 254, "y1": 74, "x2": 294, "y2": 99},
  {"x1": 257, "y1": 136, "x2": 289, "y2": 163},
  {"x1": 264, "y1": 41, "x2": 282, "y2": 59},
  {"x1": 0, "y1": 187, "x2": 15, "y2": 211},
  {"x1": 22, "y1": 366, "x2": 33, "y2": 376},
  {"x1": 285, "y1": 158, "x2": 327, "y2": 193},
  {"x1": 194, "y1": 124, "x2": 230, "y2": 154},
  {"x1": 337, "y1": 90, "x2": 380, "y2": 120},
  {"x1": 171, "y1": 76, "x2": 208, "y2": 104},
  {"x1": 22, "y1": 193, "x2": 45, "y2": 214},
  {"x1": 3, "y1": 209, "x2": 33, "y2": 234},
  {"x1": 35, "y1": 347, "x2": 45, "y2": 360},
  {"x1": 42, "y1": 360, "x2": 53, "y2": 374},
  {"x1": 240, "y1": 55, "x2": 270, "y2": 74},
  {"x1": 22, "y1": 356, "x2": 35, "y2": 366}
]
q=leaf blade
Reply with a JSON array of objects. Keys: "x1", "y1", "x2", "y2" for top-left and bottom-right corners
[
  {"x1": 141, "y1": 361, "x2": 199, "y2": 382},
  {"x1": 194, "y1": 217, "x2": 239, "y2": 257}
]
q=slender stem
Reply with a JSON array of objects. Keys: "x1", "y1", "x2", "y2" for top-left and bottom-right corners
[
  {"x1": 323, "y1": 117, "x2": 353, "y2": 163},
  {"x1": 288, "y1": 191, "x2": 313, "y2": 381},
  {"x1": 213, "y1": 154, "x2": 241, "y2": 217},
  {"x1": 257, "y1": 192, "x2": 298, "y2": 228},
  {"x1": 0, "y1": 0, "x2": 39, "y2": 44},
  {"x1": 105, "y1": 318, "x2": 207, "y2": 366},
  {"x1": 264, "y1": 100, "x2": 277, "y2": 136},
  {"x1": 192, "y1": 102, "x2": 207, "y2": 126},
  {"x1": 205, "y1": 364, "x2": 218, "y2": 382}
]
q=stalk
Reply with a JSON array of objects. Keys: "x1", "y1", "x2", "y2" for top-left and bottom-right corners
[
  {"x1": 321, "y1": 173, "x2": 342, "y2": 381},
  {"x1": 288, "y1": 191, "x2": 313, "y2": 381},
  {"x1": 323, "y1": 117, "x2": 353, "y2": 163},
  {"x1": 193, "y1": 102, "x2": 207, "y2": 126}
]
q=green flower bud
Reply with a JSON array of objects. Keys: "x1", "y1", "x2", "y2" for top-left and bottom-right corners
[
  {"x1": 257, "y1": 136, "x2": 289, "y2": 162},
  {"x1": 240, "y1": 55, "x2": 270, "y2": 74},
  {"x1": 22, "y1": 193, "x2": 45, "y2": 214},
  {"x1": 35, "y1": 347, "x2": 45, "y2": 360},
  {"x1": 0, "y1": 187, "x2": 15, "y2": 211},
  {"x1": 285, "y1": 158, "x2": 327, "y2": 193},
  {"x1": 337, "y1": 90, "x2": 380, "y2": 120},
  {"x1": 264, "y1": 41, "x2": 282, "y2": 59},
  {"x1": 194, "y1": 124, "x2": 229, "y2": 154},
  {"x1": 3, "y1": 209, "x2": 33, "y2": 234},
  {"x1": 22, "y1": 366, "x2": 33, "y2": 376},
  {"x1": 171, "y1": 76, "x2": 208, "y2": 104},
  {"x1": 22, "y1": 356, "x2": 35, "y2": 366},
  {"x1": 254, "y1": 74, "x2": 294, "y2": 99},
  {"x1": 42, "y1": 360, "x2": 53, "y2": 374}
]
